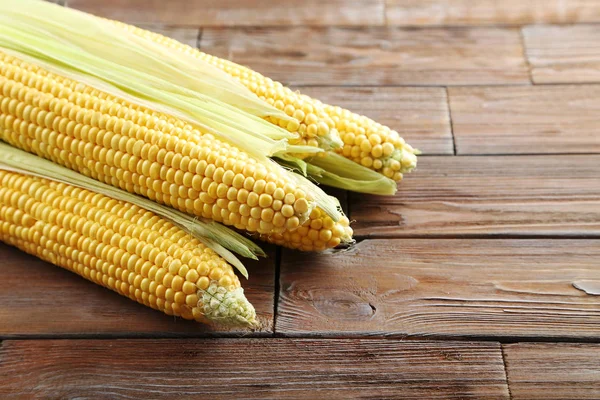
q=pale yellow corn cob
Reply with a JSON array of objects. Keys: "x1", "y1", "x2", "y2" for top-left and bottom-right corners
[
  {"x1": 111, "y1": 21, "x2": 417, "y2": 180},
  {"x1": 0, "y1": 51, "x2": 352, "y2": 252},
  {"x1": 111, "y1": 20, "x2": 343, "y2": 155},
  {"x1": 0, "y1": 170, "x2": 256, "y2": 326}
]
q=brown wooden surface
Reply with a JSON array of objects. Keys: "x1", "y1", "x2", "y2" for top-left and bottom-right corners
[
  {"x1": 0, "y1": 243, "x2": 276, "y2": 337},
  {"x1": 350, "y1": 155, "x2": 600, "y2": 237},
  {"x1": 503, "y1": 343, "x2": 600, "y2": 400},
  {"x1": 0, "y1": 339, "x2": 509, "y2": 399},
  {"x1": 386, "y1": 0, "x2": 600, "y2": 26},
  {"x1": 3, "y1": 1, "x2": 600, "y2": 397},
  {"x1": 278, "y1": 239, "x2": 600, "y2": 338},
  {"x1": 449, "y1": 85, "x2": 600, "y2": 154},
  {"x1": 524, "y1": 25, "x2": 600, "y2": 84},
  {"x1": 299, "y1": 86, "x2": 453, "y2": 154},
  {"x1": 200, "y1": 27, "x2": 529, "y2": 86},
  {"x1": 67, "y1": 0, "x2": 385, "y2": 26}
]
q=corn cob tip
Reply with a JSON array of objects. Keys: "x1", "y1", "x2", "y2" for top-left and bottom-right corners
[
  {"x1": 259, "y1": 210, "x2": 353, "y2": 252},
  {"x1": 200, "y1": 281, "x2": 257, "y2": 327},
  {"x1": 389, "y1": 148, "x2": 418, "y2": 175}
]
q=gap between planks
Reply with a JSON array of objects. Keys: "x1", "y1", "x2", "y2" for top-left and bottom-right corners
[
  {"x1": 501, "y1": 346, "x2": 514, "y2": 400},
  {"x1": 445, "y1": 87, "x2": 457, "y2": 155},
  {"x1": 518, "y1": 28, "x2": 534, "y2": 84},
  {"x1": 4, "y1": 332, "x2": 600, "y2": 345},
  {"x1": 272, "y1": 246, "x2": 283, "y2": 336}
]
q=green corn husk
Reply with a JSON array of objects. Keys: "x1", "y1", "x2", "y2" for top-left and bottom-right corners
[{"x1": 277, "y1": 153, "x2": 398, "y2": 196}]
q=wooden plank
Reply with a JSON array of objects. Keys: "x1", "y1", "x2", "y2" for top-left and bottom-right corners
[
  {"x1": 523, "y1": 25, "x2": 600, "y2": 84},
  {"x1": 449, "y1": 86, "x2": 600, "y2": 154},
  {"x1": 66, "y1": 0, "x2": 385, "y2": 26},
  {"x1": 200, "y1": 27, "x2": 529, "y2": 86},
  {"x1": 277, "y1": 239, "x2": 600, "y2": 338},
  {"x1": 385, "y1": 0, "x2": 600, "y2": 26},
  {"x1": 299, "y1": 87, "x2": 453, "y2": 154},
  {"x1": 0, "y1": 339, "x2": 509, "y2": 399},
  {"x1": 350, "y1": 155, "x2": 600, "y2": 237},
  {"x1": 504, "y1": 343, "x2": 600, "y2": 400},
  {"x1": 0, "y1": 243, "x2": 275, "y2": 337}
]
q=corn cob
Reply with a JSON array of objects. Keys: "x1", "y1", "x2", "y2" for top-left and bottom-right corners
[
  {"x1": 110, "y1": 22, "x2": 418, "y2": 180},
  {"x1": 0, "y1": 141, "x2": 264, "y2": 276},
  {"x1": 0, "y1": 169, "x2": 256, "y2": 326},
  {"x1": 0, "y1": 51, "x2": 353, "y2": 251},
  {"x1": 110, "y1": 21, "x2": 343, "y2": 155}
]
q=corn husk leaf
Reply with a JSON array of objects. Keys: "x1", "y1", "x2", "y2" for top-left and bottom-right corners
[
  {"x1": 0, "y1": 143, "x2": 265, "y2": 278},
  {"x1": 279, "y1": 153, "x2": 398, "y2": 196},
  {"x1": 276, "y1": 154, "x2": 309, "y2": 176}
]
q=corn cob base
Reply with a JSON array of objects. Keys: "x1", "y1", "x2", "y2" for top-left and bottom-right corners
[{"x1": 0, "y1": 170, "x2": 256, "y2": 326}]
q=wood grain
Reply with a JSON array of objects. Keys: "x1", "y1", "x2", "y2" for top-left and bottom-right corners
[
  {"x1": 0, "y1": 338, "x2": 509, "y2": 399},
  {"x1": 449, "y1": 86, "x2": 600, "y2": 154},
  {"x1": 277, "y1": 239, "x2": 600, "y2": 338},
  {"x1": 66, "y1": 0, "x2": 385, "y2": 26},
  {"x1": 523, "y1": 25, "x2": 600, "y2": 84},
  {"x1": 386, "y1": 0, "x2": 600, "y2": 26},
  {"x1": 299, "y1": 87, "x2": 453, "y2": 154},
  {"x1": 200, "y1": 27, "x2": 529, "y2": 86},
  {"x1": 504, "y1": 343, "x2": 600, "y2": 400},
  {"x1": 0, "y1": 243, "x2": 275, "y2": 337},
  {"x1": 350, "y1": 155, "x2": 600, "y2": 237}
]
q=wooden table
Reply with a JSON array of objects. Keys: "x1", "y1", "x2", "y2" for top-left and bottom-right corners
[{"x1": 2, "y1": 1, "x2": 600, "y2": 398}]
